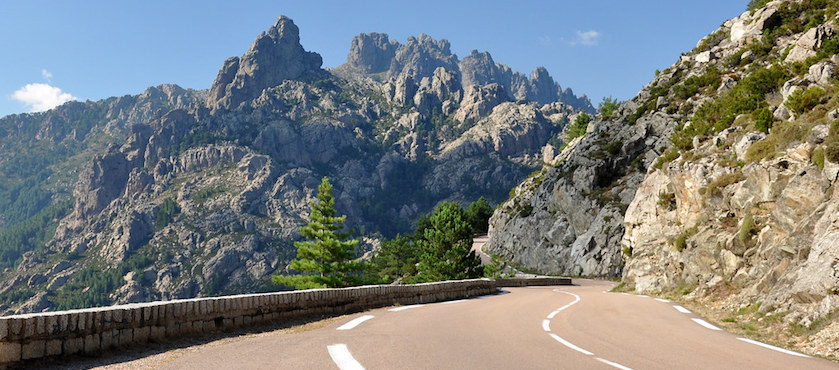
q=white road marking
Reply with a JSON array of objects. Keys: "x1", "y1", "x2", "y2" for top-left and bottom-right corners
[
  {"x1": 550, "y1": 333, "x2": 594, "y2": 356},
  {"x1": 327, "y1": 344, "x2": 365, "y2": 370},
  {"x1": 542, "y1": 319, "x2": 551, "y2": 332},
  {"x1": 442, "y1": 299, "x2": 468, "y2": 304},
  {"x1": 673, "y1": 305, "x2": 691, "y2": 314},
  {"x1": 737, "y1": 338, "x2": 811, "y2": 358},
  {"x1": 596, "y1": 357, "x2": 634, "y2": 370},
  {"x1": 388, "y1": 304, "x2": 424, "y2": 312},
  {"x1": 654, "y1": 298, "x2": 670, "y2": 303},
  {"x1": 620, "y1": 293, "x2": 631, "y2": 296},
  {"x1": 553, "y1": 291, "x2": 581, "y2": 313},
  {"x1": 337, "y1": 315, "x2": 375, "y2": 330},
  {"x1": 691, "y1": 318, "x2": 721, "y2": 331},
  {"x1": 637, "y1": 295, "x2": 649, "y2": 298},
  {"x1": 547, "y1": 310, "x2": 561, "y2": 319}
]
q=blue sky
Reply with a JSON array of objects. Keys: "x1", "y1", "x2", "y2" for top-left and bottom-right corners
[{"x1": 0, "y1": 1, "x2": 749, "y2": 117}]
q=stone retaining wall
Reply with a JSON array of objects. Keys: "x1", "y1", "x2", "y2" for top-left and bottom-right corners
[
  {"x1": 495, "y1": 277, "x2": 572, "y2": 287},
  {"x1": 0, "y1": 277, "x2": 569, "y2": 365}
]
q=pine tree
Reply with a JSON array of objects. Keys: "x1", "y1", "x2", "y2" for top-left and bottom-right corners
[
  {"x1": 272, "y1": 177, "x2": 366, "y2": 289},
  {"x1": 413, "y1": 202, "x2": 483, "y2": 283}
]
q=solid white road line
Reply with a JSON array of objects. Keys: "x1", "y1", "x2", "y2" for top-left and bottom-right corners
[
  {"x1": 388, "y1": 304, "x2": 424, "y2": 312},
  {"x1": 337, "y1": 315, "x2": 375, "y2": 330},
  {"x1": 673, "y1": 305, "x2": 691, "y2": 314},
  {"x1": 327, "y1": 344, "x2": 365, "y2": 370},
  {"x1": 596, "y1": 357, "x2": 635, "y2": 370},
  {"x1": 691, "y1": 318, "x2": 722, "y2": 331},
  {"x1": 737, "y1": 338, "x2": 811, "y2": 358},
  {"x1": 542, "y1": 319, "x2": 551, "y2": 332},
  {"x1": 549, "y1": 333, "x2": 594, "y2": 356},
  {"x1": 654, "y1": 298, "x2": 670, "y2": 303},
  {"x1": 441, "y1": 299, "x2": 468, "y2": 304}
]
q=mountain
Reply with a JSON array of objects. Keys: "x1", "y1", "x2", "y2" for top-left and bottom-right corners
[
  {"x1": 0, "y1": 16, "x2": 592, "y2": 313},
  {"x1": 486, "y1": 0, "x2": 839, "y2": 358}
]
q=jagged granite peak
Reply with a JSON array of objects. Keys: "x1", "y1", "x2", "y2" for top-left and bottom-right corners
[
  {"x1": 337, "y1": 33, "x2": 593, "y2": 113},
  {"x1": 345, "y1": 32, "x2": 399, "y2": 74},
  {"x1": 207, "y1": 15, "x2": 324, "y2": 110}
]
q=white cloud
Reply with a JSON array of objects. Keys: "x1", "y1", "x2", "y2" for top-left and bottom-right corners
[
  {"x1": 41, "y1": 69, "x2": 53, "y2": 81},
  {"x1": 12, "y1": 83, "x2": 77, "y2": 112},
  {"x1": 572, "y1": 30, "x2": 601, "y2": 46},
  {"x1": 538, "y1": 35, "x2": 553, "y2": 46}
]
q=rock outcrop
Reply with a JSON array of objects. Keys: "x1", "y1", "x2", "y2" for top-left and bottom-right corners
[{"x1": 207, "y1": 16, "x2": 324, "y2": 110}]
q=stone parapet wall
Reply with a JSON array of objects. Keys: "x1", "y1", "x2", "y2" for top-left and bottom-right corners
[
  {"x1": 495, "y1": 277, "x2": 572, "y2": 287},
  {"x1": 0, "y1": 277, "x2": 569, "y2": 365}
]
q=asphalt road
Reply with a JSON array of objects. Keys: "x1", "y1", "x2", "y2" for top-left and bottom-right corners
[{"x1": 148, "y1": 280, "x2": 837, "y2": 369}]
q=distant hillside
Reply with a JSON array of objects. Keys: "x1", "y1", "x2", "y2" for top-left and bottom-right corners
[{"x1": 0, "y1": 16, "x2": 591, "y2": 314}]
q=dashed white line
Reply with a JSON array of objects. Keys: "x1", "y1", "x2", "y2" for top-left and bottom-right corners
[
  {"x1": 388, "y1": 304, "x2": 424, "y2": 312},
  {"x1": 337, "y1": 315, "x2": 375, "y2": 330},
  {"x1": 549, "y1": 333, "x2": 594, "y2": 356},
  {"x1": 654, "y1": 298, "x2": 670, "y2": 303},
  {"x1": 637, "y1": 295, "x2": 649, "y2": 298},
  {"x1": 596, "y1": 357, "x2": 634, "y2": 370},
  {"x1": 691, "y1": 318, "x2": 721, "y2": 331},
  {"x1": 673, "y1": 305, "x2": 691, "y2": 314},
  {"x1": 327, "y1": 344, "x2": 365, "y2": 370},
  {"x1": 737, "y1": 338, "x2": 810, "y2": 358},
  {"x1": 542, "y1": 319, "x2": 551, "y2": 332}
]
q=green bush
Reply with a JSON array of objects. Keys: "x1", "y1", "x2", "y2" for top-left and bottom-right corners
[
  {"x1": 704, "y1": 171, "x2": 745, "y2": 197},
  {"x1": 786, "y1": 86, "x2": 826, "y2": 114},
  {"x1": 745, "y1": 138, "x2": 777, "y2": 163},
  {"x1": 654, "y1": 150, "x2": 680, "y2": 170},
  {"x1": 565, "y1": 113, "x2": 591, "y2": 141},
  {"x1": 598, "y1": 96, "x2": 621, "y2": 119},
  {"x1": 812, "y1": 146, "x2": 825, "y2": 170},
  {"x1": 747, "y1": 0, "x2": 771, "y2": 11},
  {"x1": 754, "y1": 107, "x2": 775, "y2": 133}
]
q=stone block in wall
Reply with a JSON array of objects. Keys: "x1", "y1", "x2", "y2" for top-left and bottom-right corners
[
  {"x1": 165, "y1": 323, "x2": 179, "y2": 337},
  {"x1": 0, "y1": 319, "x2": 7, "y2": 340},
  {"x1": 102, "y1": 310, "x2": 112, "y2": 327},
  {"x1": 64, "y1": 337, "x2": 83, "y2": 355},
  {"x1": 243, "y1": 316, "x2": 252, "y2": 326},
  {"x1": 134, "y1": 327, "x2": 150, "y2": 343},
  {"x1": 77, "y1": 312, "x2": 87, "y2": 332},
  {"x1": 0, "y1": 342, "x2": 21, "y2": 363},
  {"x1": 101, "y1": 329, "x2": 119, "y2": 349},
  {"x1": 46, "y1": 316, "x2": 58, "y2": 335},
  {"x1": 46, "y1": 339, "x2": 62, "y2": 356},
  {"x1": 21, "y1": 340, "x2": 45, "y2": 360},
  {"x1": 150, "y1": 326, "x2": 165, "y2": 341},
  {"x1": 84, "y1": 334, "x2": 100, "y2": 354},
  {"x1": 202, "y1": 320, "x2": 215, "y2": 333},
  {"x1": 119, "y1": 328, "x2": 133, "y2": 347},
  {"x1": 23, "y1": 317, "x2": 36, "y2": 338}
]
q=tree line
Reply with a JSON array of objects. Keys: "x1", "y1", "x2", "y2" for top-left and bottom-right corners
[{"x1": 273, "y1": 177, "x2": 499, "y2": 289}]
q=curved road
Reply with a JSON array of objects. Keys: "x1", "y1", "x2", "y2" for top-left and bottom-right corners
[{"x1": 146, "y1": 280, "x2": 835, "y2": 369}]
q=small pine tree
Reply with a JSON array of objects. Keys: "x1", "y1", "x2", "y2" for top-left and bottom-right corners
[
  {"x1": 465, "y1": 197, "x2": 494, "y2": 235},
  {"x1": 413, "y1": 202, "x2": 483, "y2": 283},
  {"x1": 273, "y1": 177, "x2": 366, "y2": 289}
]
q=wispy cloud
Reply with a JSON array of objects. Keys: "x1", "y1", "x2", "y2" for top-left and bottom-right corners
[
  {"x1": 538, "y1": 35, "x2": 553, "y2": 46},
  {"x1": 570, "y1": 30, "x2": 601, "y2": 46},
  {"x1": 12, "y1": 83, "x2": 77, "y2": 112},
  {"x1": 41, "y1": 69, "x2": 53, "y2": 81}
]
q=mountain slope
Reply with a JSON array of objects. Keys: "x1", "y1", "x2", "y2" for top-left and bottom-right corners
[
  {"x1": 0, "y1": 16, "x2": 591, "y2": 314},
  {"x1": 487, "y1": 0, "x2": 839, "y2": 358}
]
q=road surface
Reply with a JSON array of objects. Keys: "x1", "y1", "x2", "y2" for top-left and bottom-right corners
[{"x1": 128, "y1": 280, "x2": 836, "y2": 369}]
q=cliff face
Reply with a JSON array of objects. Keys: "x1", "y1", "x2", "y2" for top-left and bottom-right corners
[
  {"x1": 0, "y1": 16, "x2": 592, "y2": 314},
  {"x1": 487, "y1": 1, "x2": 839, "y2": 355}
]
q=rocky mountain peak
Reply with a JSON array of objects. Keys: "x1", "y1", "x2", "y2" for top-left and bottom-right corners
[
  {"x1": 345, "y1": 32, "x2": 399, "y2": 73},
  {"x1": 207, "y1": 15, "x2": 324, "y2": 111}
]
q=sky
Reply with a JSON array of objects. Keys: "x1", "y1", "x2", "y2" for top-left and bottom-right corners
[{"x1": 0, "y1": 0, "x2": 750, "y2": 117}]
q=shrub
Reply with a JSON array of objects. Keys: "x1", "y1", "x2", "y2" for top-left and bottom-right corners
[
  {"x1": 745, "y1": 137, "x2": 777, "y2": 163},
  {"x1": 654, "y1": 150, "x2": 680, "y2": 170},
  {"x1": 812, "y1": 146, "x2": 826, "y2": 170},
  {"x1": 826, "y1": 142, "x2": 839, "y2": 163},
  {"x1": 566, "y1": 113, "x2": 591, "y2": 141},
  {"x1": 598, "y1": 96, "x2": 620, "y2": 119},
  {"x1": 747, "y1": 0, "x2": 771, "y2": 11},
  {"x1": 672, "y1": 226, "x2": 699, "y2": 251},
  {"x1": 786, "y1": 86, "x2": 826, "y2": 114},
  {"x1": 738, "y1": 210, "x2": 757, "y2": 245},
  {"x1": 657, "y1": 191, "x2": 677, "y2": 211},
  {"x1": 754, "y1": 107, "x2": 774, "y2": 133},
  {"x1": 705, "y1": 171, "x2": 745, "y2": 197}
]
